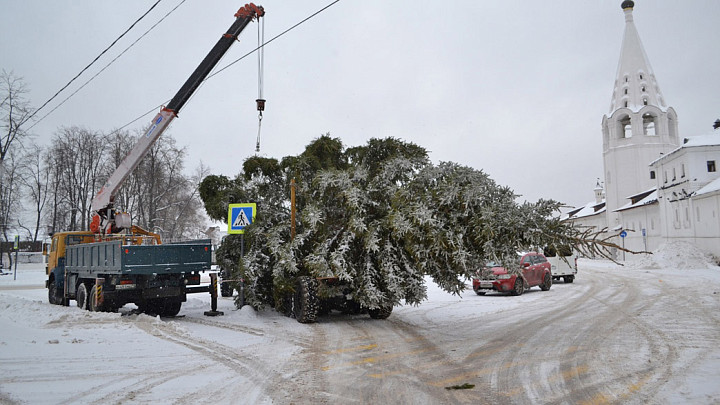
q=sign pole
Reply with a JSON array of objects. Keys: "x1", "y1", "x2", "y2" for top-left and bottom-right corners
[{"x1": 13, "y1": 235, "x2": 19, "y2": 280}]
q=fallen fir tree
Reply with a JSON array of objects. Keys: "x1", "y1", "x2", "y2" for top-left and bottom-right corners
[{"x1": 200, "y1": 135, "x2": 621, "y2": 322}]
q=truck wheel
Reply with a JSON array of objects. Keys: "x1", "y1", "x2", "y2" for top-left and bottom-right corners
[
  {"x1": 564, "y1": 275, "x2": 575, "y2": 283},
  {"x1": 88, "y1": 287, "x2": 101, "y2": 312},
  {"x1": 48, "y1": 278, "x2": 62, "y2": 305},
  {"x1": 540, "y1": 273, "x2": 552, "y2": 291},
  {"x1": 340, "y1": 299, "x2": 362, "y2": 315},
  {"x1": 76, "y1": 283, "x2": 89, "y2": 310},
  {"x1": 292, "y1": 276, "x2": 319, "y2": 323},
  {"x1": 368, "y1": 304, "x2": 393, "y2": 319},
  {"x1": 511, "y1": 277, "x2": 524, "y2": 296},
  {"x1": 158, "y1": 300, "x2": 181, "y2": 317}
]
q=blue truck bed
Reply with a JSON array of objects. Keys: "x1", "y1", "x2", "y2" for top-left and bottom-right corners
[{"x1": 65, "y1": 239, "x2": 212, "y2": 277}]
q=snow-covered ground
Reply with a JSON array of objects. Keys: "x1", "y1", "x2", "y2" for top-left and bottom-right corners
[{"x1": 1, "y1": 242, "x2": 719, "y2": 404}]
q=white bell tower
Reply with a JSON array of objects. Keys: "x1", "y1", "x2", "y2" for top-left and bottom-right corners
[{"x1": 601, "y1": 0, "x2": 680, "y2": 229}]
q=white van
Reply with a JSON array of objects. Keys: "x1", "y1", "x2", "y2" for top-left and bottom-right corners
[{"x1": 543, "y1": 246, "x2": 577, "y2": 283}]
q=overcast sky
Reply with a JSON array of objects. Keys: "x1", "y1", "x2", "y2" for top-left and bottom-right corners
[{"x1": 2, "y1": 0, "x2": 719, "y2": 208}]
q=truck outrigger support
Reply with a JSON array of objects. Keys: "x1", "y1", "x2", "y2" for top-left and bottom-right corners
[{"x1": 204, "y1": 273, "x2": 224, "y2": 316}]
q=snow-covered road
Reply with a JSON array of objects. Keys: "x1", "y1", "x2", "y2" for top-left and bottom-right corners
[{"x1": 1, "y1": 256, "x2": 719, "y2": 404}]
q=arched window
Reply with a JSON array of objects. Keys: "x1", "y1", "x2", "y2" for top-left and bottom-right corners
[
  {"x1": 668, "y1": 116, "x2": 677, "y2": 139},
  {"x1": 642, "y1": 113, "x2": 656, "y2": 136},
  {"x1": 620, "y1": 116, "x2": 632, "y2": 138},
  {"x1": 643, "y1": 113, "x2": 657, "y2": 136}
]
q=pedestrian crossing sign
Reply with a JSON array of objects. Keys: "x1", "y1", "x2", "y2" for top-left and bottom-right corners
[{"x1": 228, "y1": 203, "x2": 256, "y2": 234}]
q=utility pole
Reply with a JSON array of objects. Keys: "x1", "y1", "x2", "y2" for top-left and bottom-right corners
[{"x1": 290, "y1": 178, "x2": 296, "y2": 240}]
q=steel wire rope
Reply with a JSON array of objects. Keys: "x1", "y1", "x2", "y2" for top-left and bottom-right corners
[
  {"x1": 109, "y1": 0, "x2": 342, "y2": 137},
  {"x1": 255, "y1": 12, "x2": 265, "y2": 152},
  {"x1": 28, "y1": 0, "x2": 189, "y2": 131},
  {"x1": 26, "y1": 0, "x2": 164, "y2": 128}
]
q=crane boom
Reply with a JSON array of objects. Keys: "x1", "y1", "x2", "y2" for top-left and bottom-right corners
[{"x1": 90, "y1": 4, "x2": 264, "y2": 234}]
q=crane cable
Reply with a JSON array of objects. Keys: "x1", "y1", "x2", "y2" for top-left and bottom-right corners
[
  {"x1": 112, "y1": 0, "x2": 341, "y2": 140},
  {"x1": 255, "y1": 14, "x2": 266, "y2": 153}
]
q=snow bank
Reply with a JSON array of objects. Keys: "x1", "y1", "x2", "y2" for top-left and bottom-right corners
[{"x1": 628, "y1": 241, "x2": 720, "y2": 270}]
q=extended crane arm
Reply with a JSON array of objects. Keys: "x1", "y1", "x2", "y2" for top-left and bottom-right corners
[{"x1": 90, "y1": 4, "x2": 264, "y2": 234}]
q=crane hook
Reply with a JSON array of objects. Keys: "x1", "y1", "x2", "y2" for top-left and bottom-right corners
[{"x1": 256, "y1": 101, "x2": 264, "y2": 153}]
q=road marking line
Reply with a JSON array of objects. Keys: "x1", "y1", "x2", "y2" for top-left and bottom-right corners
[
  {"x1": 579, "y1": 392, "x2": 611, "y2": 405},
  {"x1": 323, "y1": 344, "x2": 378, "y2": 355},
  {"x1": 321, "y1": 348, "x2": 431, "y2": 371}
]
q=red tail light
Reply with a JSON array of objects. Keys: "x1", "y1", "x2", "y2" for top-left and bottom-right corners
[{"x1": 185, "y1": 274, "x2": 201, "y2": 285}]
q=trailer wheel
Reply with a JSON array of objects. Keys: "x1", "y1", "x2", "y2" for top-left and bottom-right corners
[
  {"x1": 564, "y1": 275, "x2": 575, "y2": 283},
  {"x1": 48, "y1": 278, "x2": 62, "y2": 305},
  {"x1": 76, "y1": 283, "x2": 89, "y2": 310},
  {"x1": 368, "y1": 304, "x2": 393, "y2": 320},
  {"x1": 292, "y1": 276, "x2": 319, "y2": 323}
]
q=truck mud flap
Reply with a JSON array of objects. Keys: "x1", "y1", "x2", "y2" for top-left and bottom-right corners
[{"x1": 142, "y1": 286, "x2": 183, "y2": 300}]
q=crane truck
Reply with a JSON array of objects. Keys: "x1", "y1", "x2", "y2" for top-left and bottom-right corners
[{"x1": 46, "y1": 4, "x2": 265, "y2": 316}]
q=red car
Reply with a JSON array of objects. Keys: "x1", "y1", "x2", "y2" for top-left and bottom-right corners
[{"x1": 472, "y1": 252, "x2": 553, "y2": 296}]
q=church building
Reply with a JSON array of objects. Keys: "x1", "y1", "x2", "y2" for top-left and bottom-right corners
[{"x1": 565, "y1": 1, "x2": 720, "y2": 259}]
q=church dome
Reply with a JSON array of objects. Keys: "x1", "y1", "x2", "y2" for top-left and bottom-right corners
[{"x1": 621, "y1": 1, "x2": 634, "y2": 10}]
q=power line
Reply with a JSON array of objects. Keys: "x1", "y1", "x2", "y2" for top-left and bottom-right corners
[
  {"x1": 28, "y1": 0, "x2": 188, "y2": 131},
  {"x1": 27, "y1": 0, "x2": 164, "y2": 127},
  {"x1": 210, "y1": 0, "x2": 341, "y2": 79},
  {"x1": 112, "y1": 0, "x2": 342, "y2": 134}
]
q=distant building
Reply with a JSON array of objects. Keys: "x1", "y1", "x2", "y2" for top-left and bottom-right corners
[{"x1": 567, "y1": 1, "x2": 720, "y2": 259}]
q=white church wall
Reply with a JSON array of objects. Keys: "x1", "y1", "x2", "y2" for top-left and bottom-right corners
[
  {"x1": 689, "y1": 191, "x2": 720, "y2": 258},
  {"x1": 616, "y1": 203, "x2": 661, "y2": 255}
]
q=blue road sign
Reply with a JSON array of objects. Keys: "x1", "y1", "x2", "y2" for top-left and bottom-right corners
[
  {"x1": 619, "y1": 230, "x2": 627, "y2": 238},
  {"x1": 228, "y1": 203, "x2": 256, "y2": 234}
]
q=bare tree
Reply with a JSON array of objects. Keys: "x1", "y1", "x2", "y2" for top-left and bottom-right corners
[
  {"x1": 43, "y1": 124, "x2": 206, "y2": 240},
  {"x1": 132, "y1": 135, "x2": 187, "y2": 239},
  {"x1": 165, "y1": 162, "x2": 211, "y2": 241},
  {"x1": 1, "y1": 71, "x2": 33, "y2": 246},
  {"x1": 18, "y1": 144, "x2": 51, "y2": 242},
  {"x1": 108, "y1": 130, "x2": 206, "y2": 241},
  {"x1": 44, "y1": 147, "x2": 69, "y2": 234},
  {"x1": 105, "y1": 129, "x2": 141, "y2": 218},
  {"x1": 1, "y1": 70, "x2": 32, "y2": 162},
  {"x1": 0, "y1": 151, "x2": 21, "y2": 267},
  {"x1": 48, "y1": 127, "x2": 105, "y2": 231}
]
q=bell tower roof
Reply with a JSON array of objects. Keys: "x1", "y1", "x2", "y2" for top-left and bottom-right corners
[{"x1": 609, "y1": 1, "x2": 667, "y2": 114}]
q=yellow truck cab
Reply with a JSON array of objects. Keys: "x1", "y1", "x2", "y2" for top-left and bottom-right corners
[
  {"x1": 46, "y1": 231, "x2": 97, "y2": 275},
  {"x1": 46, "y1": 231, "x2": 97, "y2": 305}
]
